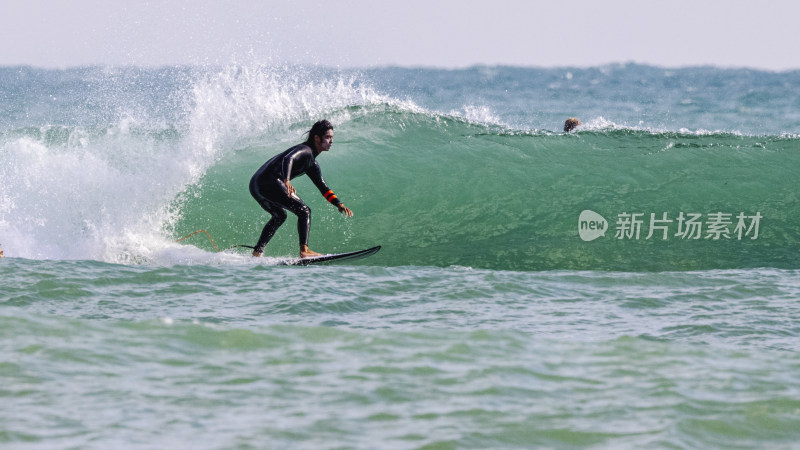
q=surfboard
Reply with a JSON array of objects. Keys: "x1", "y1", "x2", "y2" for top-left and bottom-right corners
[{"x1": 276, "y1": 245, "x2": 381, "y2": 266}]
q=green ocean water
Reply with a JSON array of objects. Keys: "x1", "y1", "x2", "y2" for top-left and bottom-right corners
[
  {"x1": 175, "y1": 108, "x2": 800, "y2": 271},
  {"x1": 3, "y1": 259, "x2": 800, "y2": 448},
  {"x1": 2, "y1": 65, "x2": 800, "y2": 449}
]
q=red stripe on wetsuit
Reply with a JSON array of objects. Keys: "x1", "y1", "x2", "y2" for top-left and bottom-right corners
[{"x1": 323, "y1": 190, "x2": 341, "y2": 205}]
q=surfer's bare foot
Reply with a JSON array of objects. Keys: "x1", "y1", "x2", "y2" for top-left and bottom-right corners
[
  {"x1": 252, "y1": 250, "x2": 262, "y2": 257},
  {"x1": 300, "y1": 245, "x2": 322, "y2": 258}
]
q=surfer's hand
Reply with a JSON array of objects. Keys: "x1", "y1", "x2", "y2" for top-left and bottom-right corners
[
  {"x1": 285, "y1": 179, "x2": 296, "y2": 198},
  {"x1": 338, "y1": 204, "x2": 353, "y2": 217}
]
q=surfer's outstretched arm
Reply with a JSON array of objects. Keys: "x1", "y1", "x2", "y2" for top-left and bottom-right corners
[{"x1": 307, "y1": 162, "x2": 353, "y2": 217}]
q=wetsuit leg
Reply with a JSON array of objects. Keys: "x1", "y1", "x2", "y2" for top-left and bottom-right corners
[
  {"x1": 250, "y1": 177, "x2": 312, "y2": 253},
  {"x1": 289, "y1": 201, "x2": 311, "y2": 247},
  {"x1": 253, "y1": 201, "x2": 287, "y2": 254}
]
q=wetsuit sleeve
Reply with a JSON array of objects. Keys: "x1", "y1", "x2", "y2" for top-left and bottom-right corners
[{"x1": 307, "y1": 161, "x2": 342, "y2": 206}]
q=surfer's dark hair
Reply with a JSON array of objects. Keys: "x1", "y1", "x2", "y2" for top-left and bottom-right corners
[
  {"x1": 305, "y1": 120, "x2": 334, "y2": 146},
  {"x1": 564, "y1": 117, "x2": 582, "y2": 132}
]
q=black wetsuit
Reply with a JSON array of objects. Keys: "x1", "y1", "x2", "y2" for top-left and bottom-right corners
[{"x1": 249, "y1": 144, "x2": 341, "y2": 254}]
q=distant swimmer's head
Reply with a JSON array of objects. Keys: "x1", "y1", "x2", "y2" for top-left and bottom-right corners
[
  {"x1": 564, "y1": 117, "x2": 582, "y2": 132},
  {"x1": 305, "y1": 119, "x2": 334, "y2": 153}
]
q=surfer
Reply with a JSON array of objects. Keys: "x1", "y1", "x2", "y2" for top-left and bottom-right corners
[
  {"x1": 249, "y1": 120, "x2": 353, "y2": 258},
  {"x1": 564, "y1": 117, "x2": 582, "y2": 132},
  {"x1": 0, "y1": 244, "x2": 4, "y2": 258}
]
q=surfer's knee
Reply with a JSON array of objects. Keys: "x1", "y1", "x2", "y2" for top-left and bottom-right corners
[
  {"x1": 294, "y1": 204, "x2": 311, "y2": 221},
  {"x1": 271, "y1": 209, "x2": 287, "y2": 225}
]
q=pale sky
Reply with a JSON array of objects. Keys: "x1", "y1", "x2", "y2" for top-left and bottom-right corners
[{"x1": 1, "y1": 0, "x2": 798, "y2": 70}]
